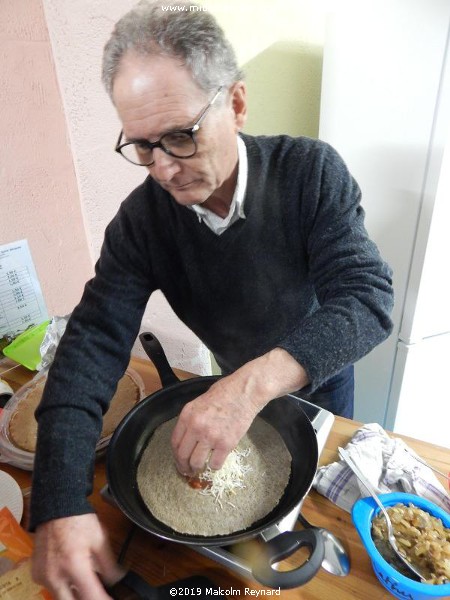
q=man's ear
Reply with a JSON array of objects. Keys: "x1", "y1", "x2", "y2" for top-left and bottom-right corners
[{"x1": 230, "y1": 81, "x2": 247, "y2": 131}]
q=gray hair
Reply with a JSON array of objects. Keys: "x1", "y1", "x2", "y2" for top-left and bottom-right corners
[{"x1": 102, "y1": 0, "x2": 244, "y2": 98}]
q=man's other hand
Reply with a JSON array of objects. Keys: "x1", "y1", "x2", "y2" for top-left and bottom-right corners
[{"x1": 32, "y1": 514, "x2": 125, "y2": 599}]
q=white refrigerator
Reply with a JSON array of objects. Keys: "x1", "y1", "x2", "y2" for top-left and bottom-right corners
[{"x1": 318, "y1": 0, "x2": 450, "y2": 446}]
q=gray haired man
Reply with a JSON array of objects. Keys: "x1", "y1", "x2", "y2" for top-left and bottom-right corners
[{"x1": 30, "y1": 2, "x2": 393, "y2": 598}]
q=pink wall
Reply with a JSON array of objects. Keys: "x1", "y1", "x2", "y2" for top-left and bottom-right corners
[
  {"x1": 0, "y1": 0, "x2": 93, "y2": 316},
  {"x1": 41, "y1": 0, "x2": 212, "y2": 374}
]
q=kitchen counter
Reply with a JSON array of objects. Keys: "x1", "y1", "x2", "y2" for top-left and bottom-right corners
[{"x1": 2, "y1": 357, "x2": 450, "y2": 599}]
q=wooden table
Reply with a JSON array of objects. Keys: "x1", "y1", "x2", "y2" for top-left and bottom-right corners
[{"x1": 1, "y1": 358, "x2": 450, "y2": 599}]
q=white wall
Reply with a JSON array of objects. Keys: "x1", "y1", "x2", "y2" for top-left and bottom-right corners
[
  {"x1": 386, "y1": 112, "x2": 450, "y2": 444},
  {"x1": 389, "y1": 333, "x2": 450, "y2": 447},
  {"x1": 400, "y1": 119, "x2": 450, "y2": 344},
  {"x1": 319, "y1": 0, "x2": 450, "y2": 426}
]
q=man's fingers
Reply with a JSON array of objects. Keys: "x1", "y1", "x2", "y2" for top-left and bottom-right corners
[
  {"x1": 66, "y1": 563, "x2": 112, "y2": 600},
  {"x1": 92, "y1": 532, "x2": 126, "y2": 587},
  {"x1": 208, "y1": 447, "x2": 228, "y2": 471},
  {"x1": 46, "y1": 583, "x2": 74, "y2": 600},
  {"x1": 171, "y1": 419, "x2": 187, "y2": 449},
  {"x1": 37, "y1": 568, "x2": 112, "y2": 600},
  {"x1": 174, "y1": 440, "x2": 231, "y2": 475},
  {"x1": 170, "y1": 377, "x2": 259, "y2": 477},
  {"x1": 172, "y1": 429, "x2": 198, "y2": 475},
  {"x1": 31, "y1": 514, "x2": 119, "y2": 600},
  {"x1": 189, "y1": 442, "x2": 213, "y2": 473}
]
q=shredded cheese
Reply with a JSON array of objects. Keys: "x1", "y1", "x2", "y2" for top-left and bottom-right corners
[{"x1": 198, "y1": 447, "x2": 253, "y2": 508}]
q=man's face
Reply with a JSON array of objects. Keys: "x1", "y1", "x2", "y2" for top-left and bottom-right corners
[{"x1": 112, "y1": 53, "x2": 247, "y2": 210}]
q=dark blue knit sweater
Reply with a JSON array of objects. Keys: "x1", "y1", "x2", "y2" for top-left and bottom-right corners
[{"x1": 30, "y1": 134, "x2": 393, "y2": 529}]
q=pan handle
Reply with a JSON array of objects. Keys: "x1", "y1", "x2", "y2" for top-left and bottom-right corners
[
  {"x1": 139, "y1": 332, "x2": 180, "y2": 388},
  {"x1": 252, "y1": 529, "x2": 324, "y2": 589}
]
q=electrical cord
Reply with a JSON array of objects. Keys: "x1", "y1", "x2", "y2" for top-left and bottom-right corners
[
  {"x1": 118, "y1": 523, "x2": 138, "y2": 565},
  {"x1": 107, "y1": 525, "x2": 153, "y2": 599}
]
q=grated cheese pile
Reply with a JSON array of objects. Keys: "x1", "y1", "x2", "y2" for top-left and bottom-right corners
[{"x1": 198, "y1": 447, "x2": 253, "y2": 508}]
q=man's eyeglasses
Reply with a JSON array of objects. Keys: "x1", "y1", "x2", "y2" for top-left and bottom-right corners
[{"x1": 115, "y1": 86, "x2": 223, "y2": 166}]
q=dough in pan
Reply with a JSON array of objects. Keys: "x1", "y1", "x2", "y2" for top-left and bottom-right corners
[{"x1": 137, "y1": 415, "x2": 292, "y2": 536}]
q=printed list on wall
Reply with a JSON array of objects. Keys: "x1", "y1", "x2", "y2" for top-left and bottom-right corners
[{"x1": 0, "y1": 240, "x2": 49, "y2": 339}]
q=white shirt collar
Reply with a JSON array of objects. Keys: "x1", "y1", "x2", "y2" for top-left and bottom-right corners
[{"x1": 190, "y1": 135, "x2": 248, "y2": 235}]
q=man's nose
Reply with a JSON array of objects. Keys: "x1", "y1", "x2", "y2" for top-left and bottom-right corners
[{"x1": 150, "y1": 148, "x2": 180, "y2": 181}]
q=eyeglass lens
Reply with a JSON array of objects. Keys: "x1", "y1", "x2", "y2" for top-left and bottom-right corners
[{"x1": 121, "y1": 131, "x2": 196, "y2": 165}]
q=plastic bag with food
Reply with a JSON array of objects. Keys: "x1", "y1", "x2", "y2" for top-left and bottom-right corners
[{"x1": 0, "y1": 506, "x2": 52, "y2": 599}]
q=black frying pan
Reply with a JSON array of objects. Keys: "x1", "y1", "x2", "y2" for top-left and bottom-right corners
[{"x1": 107, "y1": 332, "x2": 324, "y2": 588}]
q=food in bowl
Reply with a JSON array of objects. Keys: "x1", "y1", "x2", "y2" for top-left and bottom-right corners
[
  {"x1": 353, "y1": 493, "x2": 450, "y2": 600},
  {"x1": 372, "y1": 503, "x2": 450, "y2": 585}
]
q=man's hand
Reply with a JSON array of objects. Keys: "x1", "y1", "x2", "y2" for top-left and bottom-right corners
[
  {"x1": 32, "y1": 514, "x2": 125, "y2": 600},
  {"x1": 171, "y1": 375, "x2": 260, "y2": 475},
  {"x1": 171, "y1": 347, "x2": 309, "y2": 475}
]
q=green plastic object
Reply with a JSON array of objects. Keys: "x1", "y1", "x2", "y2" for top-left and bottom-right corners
[{"x1": 2, "y1": 320, "x2": 50, "y2": 371}]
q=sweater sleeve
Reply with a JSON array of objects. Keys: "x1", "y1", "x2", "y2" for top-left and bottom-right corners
[
  {"x1": 277, "y1": 143, "x2": 394, "y2": 391},
  {"x1": 29, "y1": 197, "x2": 154, "y2": 530}
]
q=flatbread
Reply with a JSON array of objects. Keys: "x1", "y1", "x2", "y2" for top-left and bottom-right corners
[
  {"x1": 8, "y1": 372, "x2": 142, "y2": 452},
  {"x1": 8, "y1": 379, "x2": 46, "y2": 453},
  {"x1": 101, "y1": 373, "x2": 142, "y2": 437},
  {"x1": 137, "y1": 416, "x2": 291, "y2": 536}
]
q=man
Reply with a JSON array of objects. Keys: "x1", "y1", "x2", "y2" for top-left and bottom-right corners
[{"x1": 31, "y1": 1, "x2": 394, "y2": 598}]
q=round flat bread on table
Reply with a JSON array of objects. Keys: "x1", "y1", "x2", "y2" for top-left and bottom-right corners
[
  {"x1": 8, "y1": 372, "x2": 142, "y2": 452},
  {"x1": 137, "y1": 416, "x2": 292, "y2": 536},
  {"x1": 101, "y1": 372, "x2": 143, "y2": 437},
  {"x1": 8, "y1": 378, "x2": 46, "y2": 453}
]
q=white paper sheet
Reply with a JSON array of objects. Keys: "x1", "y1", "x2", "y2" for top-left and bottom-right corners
[{"x1": 0, "y1": 240, "x2": 49, "y2": 338}]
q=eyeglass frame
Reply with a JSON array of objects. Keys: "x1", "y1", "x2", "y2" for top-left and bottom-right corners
[{"x1": 115, "y1": 86, "x2": 223, "y2": 166}]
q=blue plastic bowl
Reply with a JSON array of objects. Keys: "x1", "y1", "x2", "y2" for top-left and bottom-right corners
[{"x1": 352, "y1": 492, "x2": 450, "y2": 600}]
